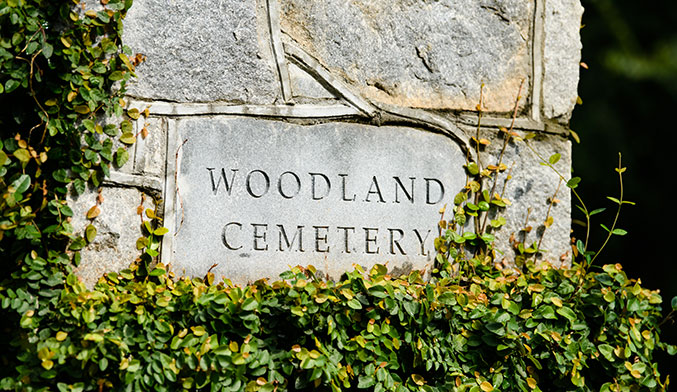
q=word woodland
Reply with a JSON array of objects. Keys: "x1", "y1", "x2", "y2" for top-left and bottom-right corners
[{"x1": 206, "y1": 168, "x2": 447, "y2": 204}]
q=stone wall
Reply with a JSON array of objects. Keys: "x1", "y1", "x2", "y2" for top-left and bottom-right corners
[{"x1": 72, "y1": 0, "x2": 584, "y2": 287}]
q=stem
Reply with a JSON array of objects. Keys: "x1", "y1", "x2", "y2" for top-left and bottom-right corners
[
  {"x1": 589, "y1": 153, "x2": 625, "y2": 266},
  {"x1": 521, "y1": 140, "x2": 592, "y2": 251},
  {"x1": 480, "y1": 79, "x2": 524, "y2": 233},
  {"x1": 536, "y1": 178, "x2": 562, "y2": 254},
  {"x1": 473, "y1": 85, "x2": 484, "y2": 235}
]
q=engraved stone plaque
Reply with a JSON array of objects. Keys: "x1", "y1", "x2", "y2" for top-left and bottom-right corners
[{"x1": 163, "y1": 117, "x2": 468, "y2": 283}]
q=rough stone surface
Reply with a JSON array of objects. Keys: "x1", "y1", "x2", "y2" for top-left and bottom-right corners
[
  {"x1": 280, "y1": 0, "x2": 532, "y2": 111},
  {"x1": 456, "y1": 125, "x2": 572, "y2": 265},
  {"x1": 69, "y1": 185, "x2": 156, "y2": 288},
  {"x1": 132, "y1": 117, "x2": 166, "y2": 178},
  {"x1": 165, "y1": 117, "x2": 467, "y2": 283},
  {"x1": 543, "y1": 0, "x2": 584, "y2": 121},
  {"x1": 123, "y1": 0, "x2": 282, "y2": 103},
  {"x1": 288, "y1": 62, "x2": 337, "y2": 101}
]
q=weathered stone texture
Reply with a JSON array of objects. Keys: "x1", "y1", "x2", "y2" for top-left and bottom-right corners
[
  {"x1": 543, "y1": 0, "x2": 584, "y2": 121},
  {"x1": 132, "y1": 117, "x2": 166, "y2": 178},
  {"x1": 457, "y1": 127, "x2": 572, "y2": 265},
  {"x1": 280, "y1": 0, "x2": 532, "y2": 111},
  {"x1": 123, "y1": 0, "x2": 281, "y2": 103},
  {"x1": 166, "y1": 117, "x2": 467, "y2": 283},
  {"x1": 69, "y1": 186, "x2": 156, "y2": 288}
]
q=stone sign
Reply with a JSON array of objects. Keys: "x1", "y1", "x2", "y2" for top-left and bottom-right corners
[
  {"x1": 164, "y1": 117, "x2": 466, "y2": 282},
  {"x1": 70, "y1": 0, "x2": 582, "y2": 287}
]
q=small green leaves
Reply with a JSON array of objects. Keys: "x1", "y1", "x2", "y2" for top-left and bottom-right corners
[{"x1": 671, "y1": 296, "x2": 677, "y2": 311}]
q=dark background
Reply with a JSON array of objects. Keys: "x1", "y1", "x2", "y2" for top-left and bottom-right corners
[{"x1": 571, "y1": 0, "x2": 677, "y2": 378}]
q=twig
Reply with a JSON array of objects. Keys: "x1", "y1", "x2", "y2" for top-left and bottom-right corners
[
  {"x1": 480, "y1": 79, "x2": 524, "y2": 233},
  {"x1": 537, "y1": 178, "x2": 562, "y2": 253}
]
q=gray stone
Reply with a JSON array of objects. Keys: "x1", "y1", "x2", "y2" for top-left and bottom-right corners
[
  {"x1": 542, "y1": 0, "x2": 584, "y2": 121},
  {"x1": 455, "y1": 125, "x2": 572, "y2": 266},
  {"x1": 69, "y1": 186, "x2": 156, "y2": 288},
  {"x1": 279, "y1": 0, "x2": 532, "y2": 112},
  {"x1": 288, "y1": 62, "x2": 337, "y2": 101},
  {"x1": 123, "y1": 0, "x2": 282, "y2": 104},
  {"x1": 164, "y1": 117, "x2": 467, "y2": 283},
  {"x1": 132, "y1": 117, "x2": 166, "y2": 178}
]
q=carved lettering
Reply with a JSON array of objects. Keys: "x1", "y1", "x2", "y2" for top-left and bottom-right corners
[
  {"x1": 413, "y1": 228, "x2": 431, "y2": 256},
  {"x1": 337, "y1": 226, "x2": 355, "y2": 253},
  {"x1": 425, "y1": 178, "x2": 444, "y2": 204},
  {"x1": 338, "y1": 174, "x2": 356, "y2": 201},
  {"x1": 278, "y1": 171, "x2": 301, "y2": 199},
  {"x1": 246, "y1": 170, "x2": 270, "y2": 198},
  {"x1": 277, "y1": 224, "x2": 304, "y2": 252},
  {"x1": 313, "y1": 226, "x2": 330, "y2": 252},
  {"x1": 207, "y1": 168, "x2": 238, "y2": 195},
  {"x1": 388, "y1": 228, "x2": 406, "y2": 255},
  {"x1": 222, "y1": 222, "x2": 243, "y2": 250},
  {"x1": 309, "y1": 173, "x2": 331, "y2": 200},
  {"x1": 252, "y1": 223, "x2": 268, "y2": 251},
  {"x1": 394, "y1": 176, "x2": 415, "y2": 203},
  {"x1": 365, "y1": 176, "x2": 385, "y2": 203},
  {"x1": 364, "y1": 227, "x2": 379, "y2": 254}
]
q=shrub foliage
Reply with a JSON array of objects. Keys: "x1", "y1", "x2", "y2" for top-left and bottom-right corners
[{"x1": 0, "y1": 1, "x2": 674, "y2": 391}]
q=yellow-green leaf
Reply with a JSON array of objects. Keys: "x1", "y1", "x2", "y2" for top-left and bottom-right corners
[
  {"x1": 85, "y1": 224, "x2": 97, "y2": 243},
  {"x1": 120, "y1": 132, "x2": 136, "y2": 145},
  {"x1": 411, "y1": 374, "x2": 425, "y2": 386}
]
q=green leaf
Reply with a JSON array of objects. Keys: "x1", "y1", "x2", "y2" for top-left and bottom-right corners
[
  {"x1": 149, "y1": 268, "x2": 165, "y2": 277},
  {"x1": 671, "y1": 296, "x2": 677, "y2": 311},
  {"x1": 73, "y1": 179, "x2": 86, "y2": 195},
  {"x1": 10, "y1": 174, "x2": 30, "y2": 194},
  {"x1": 109, "y1": 71, "x2": 124, "y2": 81},
  {"x1": 241, "y1": 298, "x2": 258, "y2": 311},
  {"x1": 611, "y1": 228, "x2": 627, "y2": 236},
  {"x1": 357, "y1": 376, "x2": 375, "y2": 389},
  {"x1": 53, "y1": 168, "x2": 70, "y2": 183},
  {"x1": 347, "y1": 299, "x2": 362, "y2": 310},
  {"x1": 549, "y1": 153, "x2": 561, "y2": 165},
  {"x1": 599, "y1": 344, "x2": 614, "y2": 361},
  {"x1": 69, "y1": 237, "x2": 87, "y2": 251},
  {"x1": 467, "y1": 162, "x2": 479, "y2": 175},
  {"x1": 13, "y1": 148, "x2": 30, "y2": 163},
  {"x1": 120, "y1": 133, "x2": 136, "y2": 145},
  {"x1": 589, "y1": 208, "x2": 606, "y2": 216},
  {"x1": 556, "y1": 307, "x2": 576, "y2": 322},
  {"x1": 4, "y1": 79, "x2": 19, "y2": 93},
  {"x1": 566, "y1": 177, "x2": 581, "y2": 189},
  {"x1": 42, "y1": 42, "x2": 53, "y2": 58},
  {"x1": 85, "y1": 224, "x2": 97, "y2": 243},
  {"x1": 607, "y1": 196, "x2": 621, "y2": 204},
  {"x1": 115, "y1": 147, "x2": 129, "y2": 167}
]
